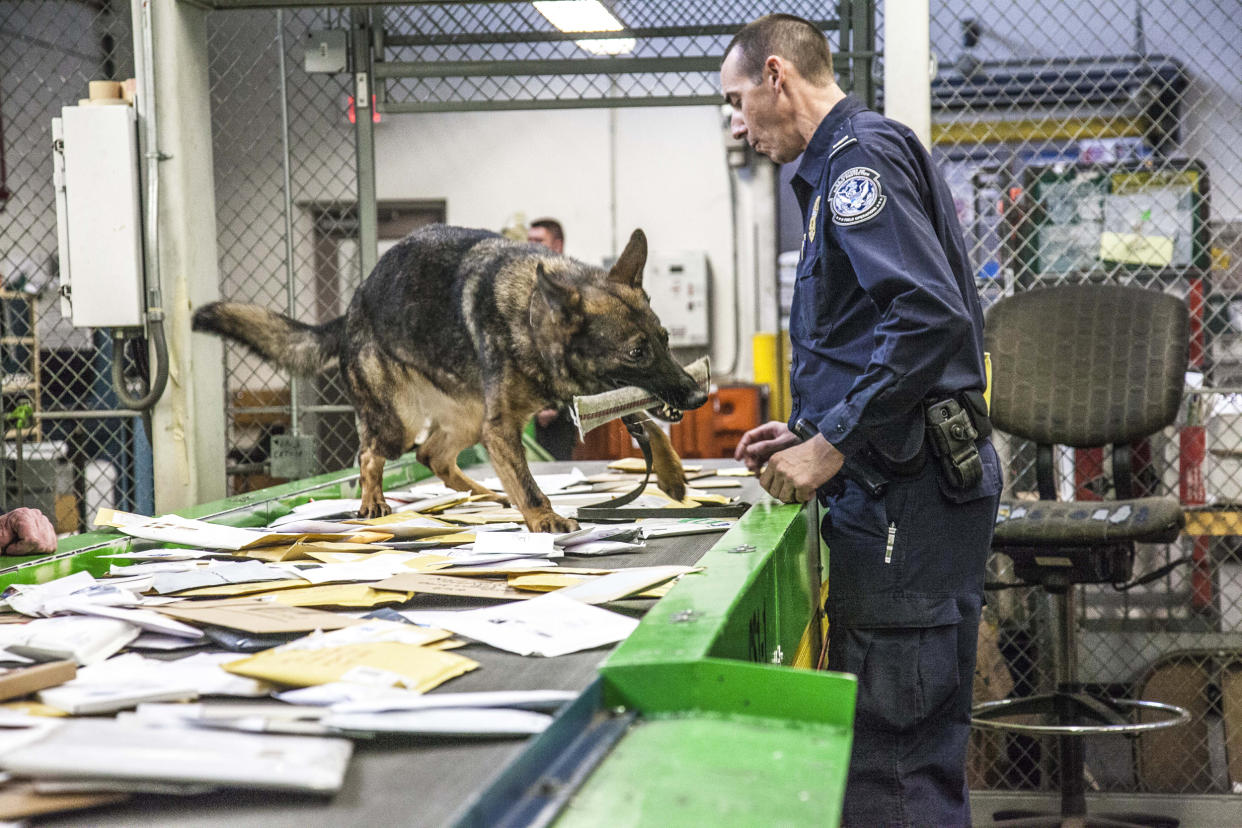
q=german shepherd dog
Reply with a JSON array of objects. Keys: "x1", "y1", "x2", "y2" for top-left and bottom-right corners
[{"x1": 193, "y1": 224, "x2": 708, "y2": 533}]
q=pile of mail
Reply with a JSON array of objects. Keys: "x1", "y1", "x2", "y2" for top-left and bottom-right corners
[{"x1": 0, "y1": 463, "x2": 748, "y2": 819}]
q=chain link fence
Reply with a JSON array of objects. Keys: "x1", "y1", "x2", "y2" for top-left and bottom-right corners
[
  {"x1": 0, "y1": 0, "x2": 149, "y2": 534},
  {"x1": 207, "y1": 8, "x2": 361, "y2": 492},
  {"x1": 926, "y1": 0, "x2": 1242, "y2": 800},
  {"x1": 205, "y1": 0, "x2": 865, "y2": 493}
]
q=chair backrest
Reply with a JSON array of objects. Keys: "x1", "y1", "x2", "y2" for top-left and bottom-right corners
[{"x1": 985, "y1": 284, "x2": 1189, "y2": 448}]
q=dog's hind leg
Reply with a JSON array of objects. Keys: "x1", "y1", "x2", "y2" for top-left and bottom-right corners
[
  {"x1": 355, "y1": 411, "x2": 406, "y2": 519},
  {"x1": 416, "y1": 425, "x2": 507, "y2": 504},
  {"x1": 623, "y1": 414, "x2": 688, "y2": 503}
]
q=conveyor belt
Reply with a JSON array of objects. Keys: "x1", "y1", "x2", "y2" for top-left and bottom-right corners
[{"x1": 30, "y1": 460, "x2": 762, "y2": 828}]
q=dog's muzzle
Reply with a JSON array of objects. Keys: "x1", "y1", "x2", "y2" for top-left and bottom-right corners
[{"x1": 647, "y1": 387, "x2": 707, "y2": 423}]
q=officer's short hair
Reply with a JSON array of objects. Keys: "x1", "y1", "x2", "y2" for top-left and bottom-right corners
[
  {"x1": 530, "y1": 218, "x2": 564, "y2": 245},
  {"x1": 723, "y1": 14, "x2": 833, "y2": 86}
]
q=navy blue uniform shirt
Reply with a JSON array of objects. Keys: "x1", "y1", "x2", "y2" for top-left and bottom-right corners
[{"x1": 789, "y1": 95, "x2": 988, "y2": 467}]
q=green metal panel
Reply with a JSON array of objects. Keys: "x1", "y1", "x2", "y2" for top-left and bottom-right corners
[
  {"x1": 571, "y1": 496, "x2": 855, "y2": 827},
  {"x1": 554, "y1": 714, "x2": 851, "y2": 828},
  {"x1": 603, "y1": 659, "x2": 854, "y2": 730},
  {"x1": 604, "y1": 500, "x2": 812, "y2": 667}
]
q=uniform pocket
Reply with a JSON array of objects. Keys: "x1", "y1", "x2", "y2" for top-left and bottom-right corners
[
  {"x1": 795, "y1": 259, "x2": 831, "y2": 335},
  {"x1": 849, "y1": 623, "x2": 962, "y2": 733}
]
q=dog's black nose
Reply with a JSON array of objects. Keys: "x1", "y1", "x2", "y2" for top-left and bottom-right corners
[{"x1": 683, "y1": 388, "x2": 709, "y2": 410}]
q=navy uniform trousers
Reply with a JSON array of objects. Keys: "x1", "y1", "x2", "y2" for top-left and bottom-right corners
[{"x1": 824, "y1": 440, "x2": 1001, "y2": 828}]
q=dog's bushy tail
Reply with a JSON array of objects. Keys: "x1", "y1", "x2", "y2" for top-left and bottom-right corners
[{"x1": 192, "y1": 302, "x2": 344, "y2": 375}]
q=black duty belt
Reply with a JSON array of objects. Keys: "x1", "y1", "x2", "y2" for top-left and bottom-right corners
[{"x1": 800, "y1": 389, "x2": 993, "y2": 499}]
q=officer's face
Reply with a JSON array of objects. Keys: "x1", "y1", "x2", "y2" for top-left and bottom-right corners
[{"x1": 721, "y1": 49, "x2": 802, "y2": 164}]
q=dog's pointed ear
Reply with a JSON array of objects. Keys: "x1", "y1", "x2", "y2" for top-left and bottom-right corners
[
  {"x1": 536, "y1": 262, "x2": 581, "y2": 316},
  {"x1": 608, "y1": 228, "x2": 647, "y2": 289}
]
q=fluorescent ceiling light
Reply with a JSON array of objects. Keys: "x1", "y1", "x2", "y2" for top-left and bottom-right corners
[
  {"x1": 534, "y1": 1, "x2": 624, "y2": 33},
  {"x1": 533, "y1": 0, "x2": 635, "y2": 55}
]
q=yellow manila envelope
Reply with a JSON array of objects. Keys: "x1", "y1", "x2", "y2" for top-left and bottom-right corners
[
  {"x1": 374, "y1": 572, "x2": 530, "y2": 601},
  {"x1": 266, "y1": 584, "x2": 414, "y2": 609},
  {"x1": 436, "y1": 511, "x2": 524, "y2": 525},
  {"x1": 291, "y1": 540, "x2": 394, "y2": 556},
  {"x1": 232, "y1": 545, "x2": 314, "y2": 563},
  {"x1": 508, "y1": 573, "x2": 591, "y2": 592},
  {"x1": 235, "y1": 539, "x2": 390, "y2": 563},
  {"x1": 437, "y1": 565, "x2": 616, "y2": 577},
  {"x1": 343, "y1": 513, "x2": 462, "y2": 538},
  {"x1": 403, "y1": 532, "x2": 477, "y2": 544},
  {"x1": 155, "y1": 602, "x2": 361, "y2": 633},
  {"x1": 507, "y1": 573, "x2": 675, "y2": 599},
  {"x1": 223, "y1": 642, "x2": 478, "y2": 690},
  {"x1": 166, "y1": 579, "x2": 311, "y2": 598},
  {"x1": 688, "y1": 493, "x2": 733, "y2": 505},
  {"x1": 640, "y1": 487, "x2": 700, "y2": 509},
  {"x1": 607, "y1": 457, "x2": 702, "y2": 474},
  {"x1": 340, "y1": 531, "x2": 395, "y2": 545},
  {"x1": 1, "y1": 701, "x2": 69, "y2": 718}
]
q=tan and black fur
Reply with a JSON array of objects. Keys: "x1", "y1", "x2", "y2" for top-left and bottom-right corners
[{"x1": 193, "y1": 224, "x2": 707, "y2": 533}]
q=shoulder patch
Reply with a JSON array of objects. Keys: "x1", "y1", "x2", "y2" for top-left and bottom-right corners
[{"x1": 829, "y1": 166, "x2": 886, "y2": 226}]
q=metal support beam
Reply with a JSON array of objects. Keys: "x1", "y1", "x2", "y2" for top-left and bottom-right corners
[
  {"x1": 139, "y1": 0, "x2": 226, "y2": 513},
  {"x1": 848, "y1": 0, "x2": 876, "y2": 107},
  {"x1": 374, "y1": 56, "x2": 720, "y2": 80},
  {"x1": 883, "y1": 0, "x2": 931, "y2": 147},
  {"x1": 276, "y1": 10, "x2": 300, "y2": 436},
  {"x1": 384, "y1": 21, "x2": 840, "y2": 48},
  {"x1": 351, "y1": 8, "x2": 378, "y2": 280}
]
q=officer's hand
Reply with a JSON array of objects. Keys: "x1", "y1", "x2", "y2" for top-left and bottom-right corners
[
  {"x1": 759, "y1": 434, "x2": 845, "y2": 503},
  {"x1": 0, "y1": 508, "x2": 57, "y2": 556},
  {"x1": 733, "y1": 421, "x2": 799, "y2": 473}
]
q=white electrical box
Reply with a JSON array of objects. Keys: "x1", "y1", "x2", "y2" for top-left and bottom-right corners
[
  {"x1": 303, "y1": 30, "x2": 347, "y2": 74},
  {"x1": 53, "y1": 104, "x2": 145, "y2": 329},
  {"x1": 645, "y1": 251, "x2": 711, "y2": 348}
]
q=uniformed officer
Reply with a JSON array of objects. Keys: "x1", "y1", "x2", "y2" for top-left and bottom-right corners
[{"x1": 723, "y1": 15, "x2": 1002, "y2": 827}]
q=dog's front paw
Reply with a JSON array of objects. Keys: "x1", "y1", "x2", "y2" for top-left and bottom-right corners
[
  {"x1": 357, "y1": 497, "x2": 392, "y2": 520},
  {"x1": 524, "y1": 510, "x2": 578, "y2": 534}
]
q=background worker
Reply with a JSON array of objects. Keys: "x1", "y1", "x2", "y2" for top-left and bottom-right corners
[
  {"x1": 526, "y1": 218, "x2": 577, "y2": 461},
  {"x1": 724, "y1": 15, "x2": 1001, "y2": 826},
  {"x1": 526, "y1": 217, "x2": 564, "y2": 255}
]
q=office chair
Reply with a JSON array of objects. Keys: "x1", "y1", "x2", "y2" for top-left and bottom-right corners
[{"x1": 971, "y1": 284, "x2": 1192, "y2": 828}]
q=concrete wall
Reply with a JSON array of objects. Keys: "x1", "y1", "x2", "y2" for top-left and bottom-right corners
[{"x1": 373, "y1": 105, "x2": 742, "y2": 375}]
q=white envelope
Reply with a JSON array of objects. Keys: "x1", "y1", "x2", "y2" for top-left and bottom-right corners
[
  {"x1": 0, "y1": 719, "x2": 354, "y2": 793},
  {"x1": 323, "y1": 708, "x2": 552, "y2": 737}
]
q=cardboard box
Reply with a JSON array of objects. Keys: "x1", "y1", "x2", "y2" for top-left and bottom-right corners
[{"x1": 54, "y1": 493, "x2": 78, "y2": 534}]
